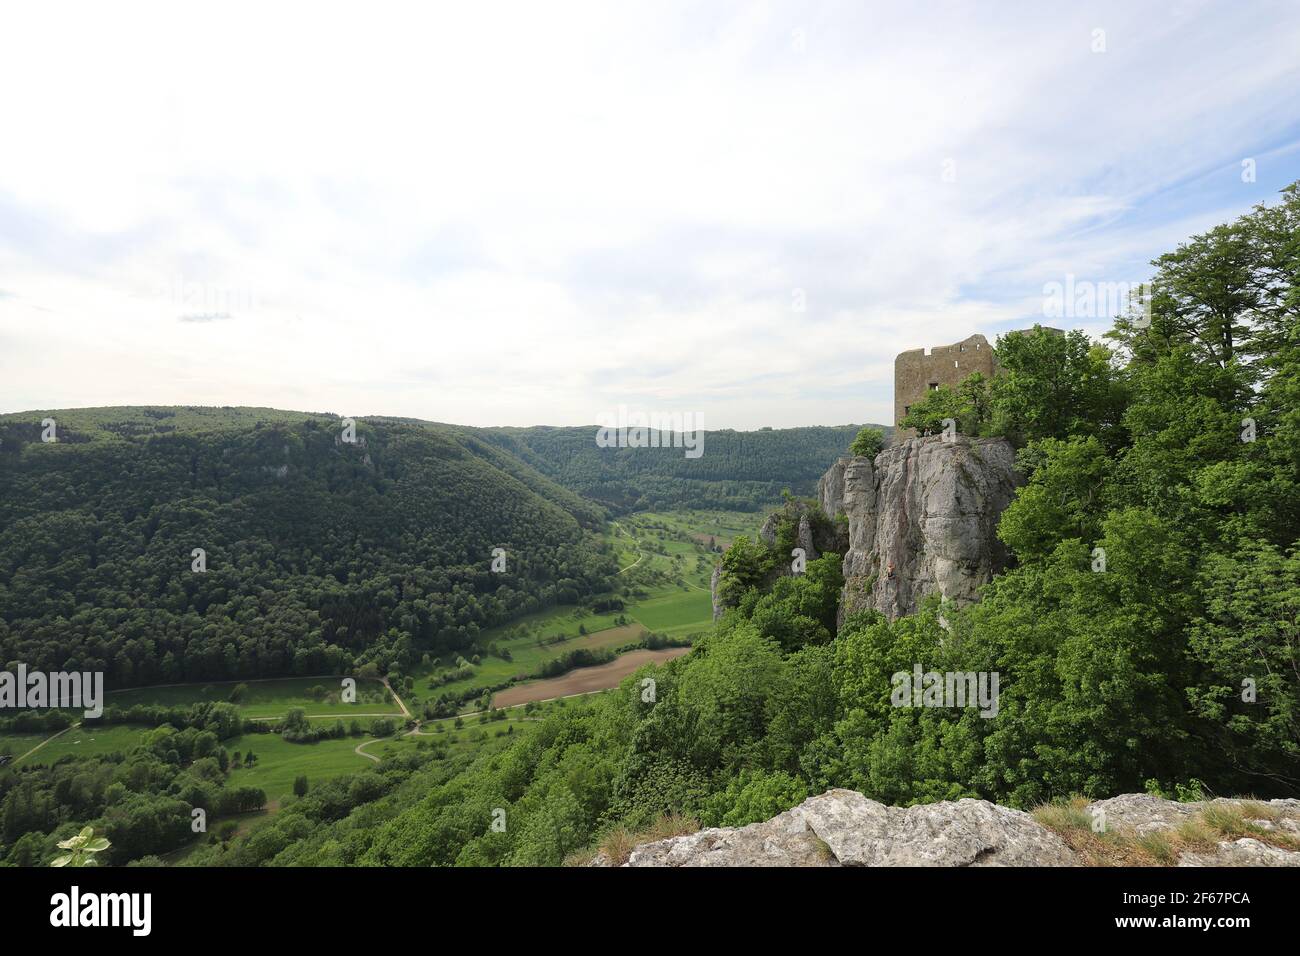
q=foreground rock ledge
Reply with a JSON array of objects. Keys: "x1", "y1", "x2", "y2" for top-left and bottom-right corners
[{"x1": 595, "y1": 789, "x2": 1300, "y2": 867}]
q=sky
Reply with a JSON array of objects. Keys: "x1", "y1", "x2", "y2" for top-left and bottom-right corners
[{"x1": 2, "y1": 0, "x2": 1299, "y2": 430}]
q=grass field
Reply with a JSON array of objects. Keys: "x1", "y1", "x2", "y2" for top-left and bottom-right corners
[
  {"x1": 106, "y1": 676, "x2": 399, "y2": 718},
  {"x1": 406, "y1": 509, "x2": 762, "y2": 710},
  {"x1": 0, "y1": 733, "x2": 44, "y2": 760},
  {"x1": 3, "y1": 724, "x2": 148, "y2": 766},
  {"x1": 371, "y1": 710, "x2": 540, "y2": 758},
  {"x1": 222, "y1": 732, "x2": 379, "y2": 800},
  {"x1": 223, "y1": 709, "x2": 550, "y2": 801},
  {"x1": 605, "y1": 510, "x2": 759, "y2": 636},
  {"x1": 410, "y1": 614, "x2": 647, "y2": 704},
  {"x1": 4, "y1": 509, "x2": 766, "y2": 804},
  {"x1": 629, "y1": 589, "x2": 714, "y2": 631}
]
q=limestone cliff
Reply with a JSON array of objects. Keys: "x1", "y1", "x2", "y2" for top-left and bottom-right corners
[
  {"x1": 594, "y1": 790, "x2": 1300, "y2": 867},
  {"x1": 710, "y1": 562, "x2": 724, "y2": 622},
  {"x1": 826, "y1": 435, "x2": 1021, "y2": 621},
  {"x1": 817, "y1": 455, "x2": 851, "y2": 518}
]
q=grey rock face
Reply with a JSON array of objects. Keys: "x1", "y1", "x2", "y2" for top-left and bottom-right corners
[
  {"x1": 1178, "y1": 839, "x2": 1300, "y2": 867},
  {"x1": 608, "y1": 790, "x2": 1300, "y2": 867},
  {"x1": 622, "y1": 789, "x2": 1077, "y2": 867},
  {"x1": 710, "y1": 562, "x2": 723, "y2": 622},
  {"x1": 818, "y1": 456, "x2": 850, "y2": 518},
  {"x1": 759, "y1": 501, "x2": 841, "y2": 556},
  {"x1": 1085, "y1": 794, "x2": 1200, "y2": 835},
  {"x1": 625, "y1": 811, "x2": 839, "y2": 867},
  {"x1": 1085, "y1": 794, "x2": 1300, "y2": 866},
  {"x1": 795, "y1": 514, "x2": 819, "y2": 562},
  {"x1": 796, "y1": 790, "x2": 1078, "y2": 866},
  {"x1": 827, "y1": 435, "x2": 1021, "y2": 621}
]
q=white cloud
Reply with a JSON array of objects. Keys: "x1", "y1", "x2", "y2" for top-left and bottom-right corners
[{"x1": 2, "y1": 0, "x2": 1299, "y2": 427}]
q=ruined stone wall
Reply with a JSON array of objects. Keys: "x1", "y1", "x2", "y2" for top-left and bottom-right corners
[{"x1": 892, "y1": 333, "x2": 994, "y2": 438}]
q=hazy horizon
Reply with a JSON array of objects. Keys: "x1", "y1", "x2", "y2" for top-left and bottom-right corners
[
  {"x1": 0, "y1": 401, "x2": 886, "y2": 434},
  {"x1": 3, "y1": 1, "x2": 1300, "y2": 429}
]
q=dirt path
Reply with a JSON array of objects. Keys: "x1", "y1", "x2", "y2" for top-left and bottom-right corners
[
  {"x1": 614, "y1": 518, "x2": 713, "y2": 589},
  {"x1": 491, "y1": 647, "x2": 691, "y2": 708},
  {"x1": 612, "y1": 520, "x2": 645, "y2": 574},
  {"x1": 354, "y1": 739, "x2": 382, "y2": 763},
  {"x1": 382, "y1": 678, "x2": 411, "y2": 719},
  {"x1": 13, "y1": 722, "x2": 80, "y2": 765}
]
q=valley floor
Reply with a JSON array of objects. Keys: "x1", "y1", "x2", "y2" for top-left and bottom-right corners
[{"x1": 0, "y1": 508, "x2": 764, "y2": 859}]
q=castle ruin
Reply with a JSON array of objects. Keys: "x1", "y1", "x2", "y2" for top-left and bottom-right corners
[
  {"x1": 893, "y1": 328, "x2": 1062, "y2": 438},
  {"x1": 893, "y1": 334, "x2": 995, "y2": 437}
]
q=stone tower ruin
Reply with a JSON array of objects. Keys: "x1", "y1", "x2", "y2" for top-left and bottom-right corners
[
  {"x1": 893, "y1": 328, "x2": 1063, "y2": 438},
  {"x1": 893, "y1": 333, "x2": 995, "y2": 437}
]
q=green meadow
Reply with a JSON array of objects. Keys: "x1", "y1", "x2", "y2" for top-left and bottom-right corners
[
  {"x1": 629, "y1": 589, "x2": 714, "y2": 632},
  {"x1": 410, "y1": 612, "x2": 644, "y2": 702},
  {"x1": 409, "y1": 510, "x2": 758, "y2": 709},
  {"x1": 4, "y1": 510, "x2": 766, "y2": 811},
  {"x1": 223, "y1": 709, "x2": 549, "y2": 802},
  {"x1": 3, "y1": 724, "x2": 150, "y2": 766},
  {"x1": 606, "y1": 510, "x2": 760, "y2": 635},
  {"x1": 106, "y1": 676, "x2": 399, "y2": 718},
  {"x1": 222, "y1": 731, "x2": 380, "y2": 801},
  {"x1": 371, "y1": 710, "x2": 541, "y2": 760}
]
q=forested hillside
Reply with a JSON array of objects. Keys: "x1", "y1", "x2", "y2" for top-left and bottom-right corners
[
  {"x1": 0, "y1": 408, "x2": 615, "y2": 687},
  {"x1": 4, "y1": 185, "x2": 1295, "y2": 869},
  {"x1": 186, "y1": 184, "x2": 1300, "y2": 867},
  {"x1": 477, "y1": 424, "x2": 881, "y2": 512}
]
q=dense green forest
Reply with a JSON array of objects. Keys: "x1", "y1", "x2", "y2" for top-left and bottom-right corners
[
  {"x1": 478, "y1": 424, "x2": 880, "y2": 512},
  {"x1": 2, "y1": 184, "x2": 1296, "y2": 868},
  {"x1": 162, "y1": 183, "x2": 1298, "y2": 867},
  {"x1": 0, "y1": 408, "x2": 616, "y2": 686},
  {"x1": 0, "y1": 696, "x2": 436, "y2": 867},
  {"x1": 0, "y1": 409, "x2": 873, "y2": 689}
]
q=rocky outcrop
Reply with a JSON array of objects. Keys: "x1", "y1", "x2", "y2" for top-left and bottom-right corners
[
  {"x1": 710, "y1": 562, "x2": 724, "y2": 622},
  {"x1": 1179, "y1": 839, "x2": 1300, "y2": 867},
  {"x1": 825, "y1": 435, "x2": 1021, "y2": 621},
  {"x1": 757, "y1": 509, "x2": 823, "y2": 560},
  {"x1": 604, "y1": 790, "x2": 1300, "y2": 867},
  {"x1": 713, "y1": 499, "x2": 847, "y2": 621},
  {"x1": 1085, "y1": 793, "x2": 1201, "y2": 835},
  {"x1": 817, "y1": 456, "x2": 850, "y2": 518},
  {"x1": 794, "y1": 513, "x2": 819, "y2": 561},
  {"x1": 618, "y1": 789, "x2": 1077, "y2": 867},
  {"x1": 713, "y1": 436, "x2": 1018, "y2": 624},
  {"x1": 620, "y1": 809, "x2": 839, "y2": 867},
  {"x1": 1088, "y1": 793, "x2": 1300, "y2": 866}
]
